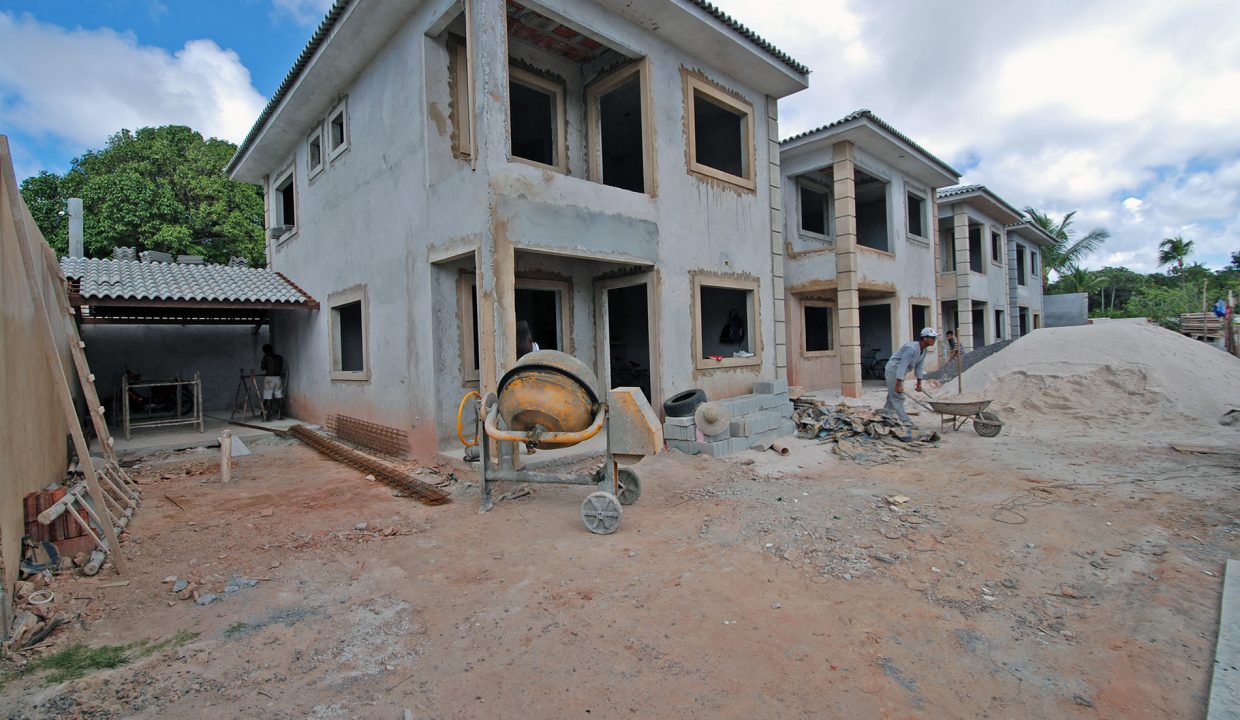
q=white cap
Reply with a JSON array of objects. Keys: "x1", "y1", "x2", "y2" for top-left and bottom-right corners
[{"x1": 920, "y1": 327, "x2": 939, "y2": 338}]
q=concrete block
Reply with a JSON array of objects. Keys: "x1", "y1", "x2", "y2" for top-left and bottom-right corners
[
  {"x1": 754, "y1": 379, "x2": 789, "y2": 395},
  {"x1": 704, "y1": 431, "x2": 730, "y2": 443},
  {"x1": 778, "y1": 401, "x2": 794, "y2": 417},
  {"x1": 663, "y1": 423, "x2": 696, "y2": 441},
  {"x1": 666, "y1": 439, "x2": 700, "y2": 455},
  {"x1": 699, "y1": 438, "x2": 731, "y2": 458},
  {"x1": 730, "y1": 436, "x2": 754, "y2": 455}
]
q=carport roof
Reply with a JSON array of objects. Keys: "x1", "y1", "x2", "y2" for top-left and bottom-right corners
[{"x1": 60, "y1": 257, "x2": 317, "y2": 324}]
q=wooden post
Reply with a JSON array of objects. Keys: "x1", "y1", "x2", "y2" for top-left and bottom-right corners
[{"x1": 221, "y1": 430, "x2": 233, "y2": 483}]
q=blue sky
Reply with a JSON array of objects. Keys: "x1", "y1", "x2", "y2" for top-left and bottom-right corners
[{"x1": 2, "y1": 0, "x2": 1238, "y2": 273}]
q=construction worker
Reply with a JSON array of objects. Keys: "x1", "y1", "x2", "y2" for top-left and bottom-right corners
[
  {"x1": 884, "y1": 328, "x2": 938, "y2": 439},
  {"x1": 261, "y1": 343, "x2": 285, "y2": 420}
]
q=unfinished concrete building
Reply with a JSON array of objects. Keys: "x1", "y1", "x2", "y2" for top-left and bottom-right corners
[
  {"x1": 225, "y1": 0, "x2": 808, "y2": 455},
  {"x1": 1004, "y1": 220, "x2": 1055, "y2": 337},
  {"x1": 935, "y1": 185, "x2": 1023, "y2": 352},
  {"x1": 778, "y1": 111, "x2": 960, "y2": 397}
]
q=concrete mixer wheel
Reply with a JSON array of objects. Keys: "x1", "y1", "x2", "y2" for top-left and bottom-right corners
[
  {"x1": 615, "y1": 468, "x2": 641, "y2": 506},
  {"x1": 581, "y1": 491, "x2": 623, "y2": 535}
]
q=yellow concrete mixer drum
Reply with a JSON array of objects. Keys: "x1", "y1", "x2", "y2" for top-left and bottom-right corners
[{"x1": 496, "y1": 350, "x2": 601, "y2": 449}]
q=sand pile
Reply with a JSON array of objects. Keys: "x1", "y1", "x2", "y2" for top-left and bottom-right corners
[{"x1": 954, "y1": 319, "x2": 1240, "y2": 430}]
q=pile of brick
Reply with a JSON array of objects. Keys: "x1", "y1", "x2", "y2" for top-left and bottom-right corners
[{"x1": 663, "y1": 380, "x2": 796, "y2": 457}]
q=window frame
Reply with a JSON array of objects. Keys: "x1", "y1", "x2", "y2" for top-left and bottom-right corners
[
  {"x1": 797, "y1": 177, "x2": 831, "y2": 240},
  {"x1": 449, "y1": 39, "x2": 474, "y2": 160},
  {"x1": 683, "y1": 73, "x2": 756, "y2": 191},
  {"x1": 1016, "y1": 244, "x2": 1028, "y2": 286},
  {"x1": 507, "y1": 65, "x2": 567, "y2": 174},
  {"x1": 271, "y1": 165, "x2": 297, "y2": 243},
  {"x1": 327, "y1": 98, "x2": 349, "y2": 162},
  {"x1": 307, "y1": 125, "x2": 324, "y2": 179},
  {"x1": 692, "y1": 272, "x2": 762, "y2": 371},
  {"x1": 801, "y1": 300, "x2": 837, "y2": 358},
  {"x1": 586, "y1": 59, "x2": 654, "y2": 195},
  {"x1": 328, "y1": 285, "x2": 370, "y2": 382},
  {"x1": 990, "y1": 228, "x2": 1004, "y2": 267}
]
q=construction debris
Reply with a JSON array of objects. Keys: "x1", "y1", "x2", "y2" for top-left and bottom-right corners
[
  {"x1": 325, "y1": 414, "x2": 410, "y2": 457},
  {"x1": 287, "y1": 425, "x2": 449, "y2": 505},
  {"x1": 792, "y1": 398, "x2": 938, "y2": 466}
]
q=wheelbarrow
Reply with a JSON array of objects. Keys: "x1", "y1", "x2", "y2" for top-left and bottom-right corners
[{"x1": 909, "y1": 392, "x2": 1003, "y2": 437}]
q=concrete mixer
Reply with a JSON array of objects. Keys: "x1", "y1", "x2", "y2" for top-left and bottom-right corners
[{"x1": 458, "y1": 350, "x2": 662, "y2": 534}]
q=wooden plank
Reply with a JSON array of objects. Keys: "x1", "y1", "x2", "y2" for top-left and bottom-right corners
[{"x1": 1208, "y1": 559, "x2": 1240, "y2": 719}]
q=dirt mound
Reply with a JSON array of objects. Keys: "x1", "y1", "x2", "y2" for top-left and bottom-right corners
[{"x1": 960, "y1": 320, "x2": 1240, "y2": 429}]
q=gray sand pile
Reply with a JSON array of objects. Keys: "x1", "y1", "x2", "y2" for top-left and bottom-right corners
[{"x1": 951, "y1": 319, "x2": 1240, "y2": 430}]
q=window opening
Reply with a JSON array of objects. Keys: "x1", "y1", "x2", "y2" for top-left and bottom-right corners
[
  {"x1": 907, "y1": 193, "x2": 925, "y2": 237},
  {"x1": 514, "y1": 287, "x2": 561, "y2": 352},
  {"x1": 800, "y1": 184, "x2": 827, "y2": 236},
  {"x1": 968, "y1": 225, "x2": 984, "y2": 273},
  {"x1": 911, "y1": 305, "x2": 930, "y2": 337},
  {"x1": 991, "y1": 230, "x2": 1003, "y2": 263},
  {"x1": 307, "y1": 130, "x2": 323, "y2": 176},
  {"x1": 804, "y1": 305, "x2": 833, "y2": 352},
  {"x1": 1016, "y1": 246, "x2": 1027, "y2": 286},
  {"x1": 685, "y1": 75, "x2": 754, "y2": 188},
  {"x1": 596, "y1": 72, "x2": 644, "y2": 192},
  {"x1": 328, "y1": 101, "x2": 348, "y2": 159},
  {"x1": 700, "y1": 286, "x2": 752, "y2": 358},
  {"x1": 856, "y1": 169, "x2": 889, "y2": 252},
  {"x1": 509, "y1": 68, "x2": 563, "y2": 170},
  {"x1": 334, "y1": 301, "x2": 364, "y2": 372},
  {"x1": 994, "y1": 309, "x2": 1005, "y2": 340},
  {"x1": 275, "y1": 172, "x2": 295, "y2": 232}
]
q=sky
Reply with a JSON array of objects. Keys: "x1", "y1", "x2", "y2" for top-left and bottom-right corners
[{"x1": 1, "y1": 0, "x2": 1238, "y2": 272}]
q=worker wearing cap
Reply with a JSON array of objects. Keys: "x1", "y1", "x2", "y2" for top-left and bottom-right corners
[{"x1": 884, "y1": 328, "x2": 938, "y2": 439}]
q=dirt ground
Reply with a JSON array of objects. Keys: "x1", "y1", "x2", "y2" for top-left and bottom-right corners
[{"x1": 2, "y1": 414, "x2": 1238, "y2": 719}]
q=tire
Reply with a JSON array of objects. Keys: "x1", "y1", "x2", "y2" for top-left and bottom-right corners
[
  {"x1": 663, "y1": 388, "x2": 706, "y2": 417},
  {"x1": 974, "y1": 410, "x2": 1002, "y2": 437}
]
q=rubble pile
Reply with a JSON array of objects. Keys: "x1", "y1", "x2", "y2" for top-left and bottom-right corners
[{"x1": 792, "y1": 398, "x2": 938, "y2": 466}]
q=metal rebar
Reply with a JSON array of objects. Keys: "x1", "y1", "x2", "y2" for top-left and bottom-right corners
[{"x1": 288, "y1": 425, "x2": 449, "y2": 506}]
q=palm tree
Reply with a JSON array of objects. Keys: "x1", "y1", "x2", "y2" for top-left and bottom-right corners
[
  {"x1": 1056, "y1": 265, "x2": 1107, "y2": 303},
  {"x1": 1025, "y1": 207, "x2": 1111, "y2": 287},
  {"x1": 1157, "y1": 235, "x2": 1194, "y2": 273}
]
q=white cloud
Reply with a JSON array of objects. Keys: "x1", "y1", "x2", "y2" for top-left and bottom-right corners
[
  {"x1": 272, "y1": 0, "x2": 334, "y2": 26},
  {"x1": 713, "y1": 0, "x2": 1240, "y2": 269},
  {"x1": 0, "y1": 12, "x2": 265, "y2": 152}
]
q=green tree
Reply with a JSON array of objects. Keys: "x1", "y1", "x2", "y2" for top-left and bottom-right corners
[
  {"x1": 1157, "y1": 235, "x2": 1194, "y2": 273},
  {"x1": 1024, "y1": 207, "x2": 1110, "y2": 286},
  {"x1": 18, "y1": 126, "x2": 265, "y2": 265},
  {"x1": 1090, "y1": 266, "x2": 1148, "y2": 312}
]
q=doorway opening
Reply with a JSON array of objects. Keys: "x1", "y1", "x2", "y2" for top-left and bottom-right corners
[
  {"x1": 911, "y1": 304, "x2": 930, "y2": 339},
  {"x1": 515, "y1": 287, "x2": 562, "y2": 352},
  {"x1": 971, "y1": 302, "x2": 987, "y2": 346},
  {"x1": 859, "y1": 303, "x2": 894, "y2": 378},
  {"x1": 605, "y1": 283, "x2": 651, "y2": 401}
]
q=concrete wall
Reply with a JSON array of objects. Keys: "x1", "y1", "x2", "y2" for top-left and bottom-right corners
[
  {"x1": 81, "y1": 325, "x2": 271, "y2": 413},
  {"x1": 1044, "y1": 293, "x2": 1089, "y2": 327},
  {"x1": 264, "y1": 0, "x2": 793, "y2": 455}
]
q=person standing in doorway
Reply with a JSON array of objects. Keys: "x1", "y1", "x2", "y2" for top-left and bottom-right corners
[
  {"x1": 261, "y1": 343, "x2": 285, "y2": 420},
  {"x1": 945, "y1": 329, "x2": 960, "y2": 361},
  {"x1": 884, "y1": 328, "x2": 938, "y2": 440}
]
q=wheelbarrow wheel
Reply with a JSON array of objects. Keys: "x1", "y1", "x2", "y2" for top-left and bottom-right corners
[
  {"x1": 581, "y1": 491, "x2": 622, "y2": 535},
  {"x1": 974, "y1": 410, "x2": 1002, "y2": 437}
]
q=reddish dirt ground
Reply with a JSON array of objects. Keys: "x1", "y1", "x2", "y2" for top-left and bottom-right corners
[{"x1": 2, "y1": 419, "x2": 1237, "y2": 719}]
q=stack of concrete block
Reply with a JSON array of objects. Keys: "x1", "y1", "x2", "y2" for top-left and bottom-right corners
[{"x1": 664, "y1": 379, "x2": 796, "y2": 457}]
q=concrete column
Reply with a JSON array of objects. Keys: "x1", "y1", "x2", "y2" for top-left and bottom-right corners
[
  {"x1": 67, "y1": 198, "x2": 83, "y2": 257},
  {"x1": 833, "y1": 141, "x2": 861, "y2": 398},
  {"x1": 472, "y1": 0, "x2": 516, "y2": 394},
  {"x1": 766, "y1": 97, "x2": 787, "y2": 381},
  {"x1": 1007, "y1": 238, "x2": 1020, "y2": 339},
  {"x1": 952, "y1": 208, "x2": 973, "y2": 352}
]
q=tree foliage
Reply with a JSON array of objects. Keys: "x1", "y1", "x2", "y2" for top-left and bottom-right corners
[
  {"x1": 19, "y1": 126, "x2": 264, "y2": 265},
  {"x1": 1024, "y1": 207, "x2": 1110, "y2": 285},
  {"x1": 1157, "y1": 235, "x2": 1195, "y2": 273}
]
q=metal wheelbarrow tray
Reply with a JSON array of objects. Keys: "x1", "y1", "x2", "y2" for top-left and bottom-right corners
[{"x1": 925, "y1": 398, "x2": 1004, "y2": 437}]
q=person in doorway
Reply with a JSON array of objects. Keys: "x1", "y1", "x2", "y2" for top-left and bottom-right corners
[
  {"x1": 884, "y1": 328, "x2": 938, "y2": 440},
  {"x1": 516, "y1": 320, "x2": 540, "y2": 357},
  {"x1": 261, "y1": 343, "x2": 285, "y2": 420},
  {"x1": 944, "y1": 329, "x2": 960, "y2": 361}
]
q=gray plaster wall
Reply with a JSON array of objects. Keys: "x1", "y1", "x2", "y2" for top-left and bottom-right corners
[
  {"x1": 81, "y1": 324, "x2": 270, "y2": 414},
  {"x1": 261, "y1": 0, "x2": 795, "y2": 455},
  {"x1": 1044, "y1": 293, "x2": 1089, "y2": 327}
]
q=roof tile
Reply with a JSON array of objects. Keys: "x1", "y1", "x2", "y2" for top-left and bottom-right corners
[{"x1": 60, "y1": 257, "x2": 313, "y2": 305}]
